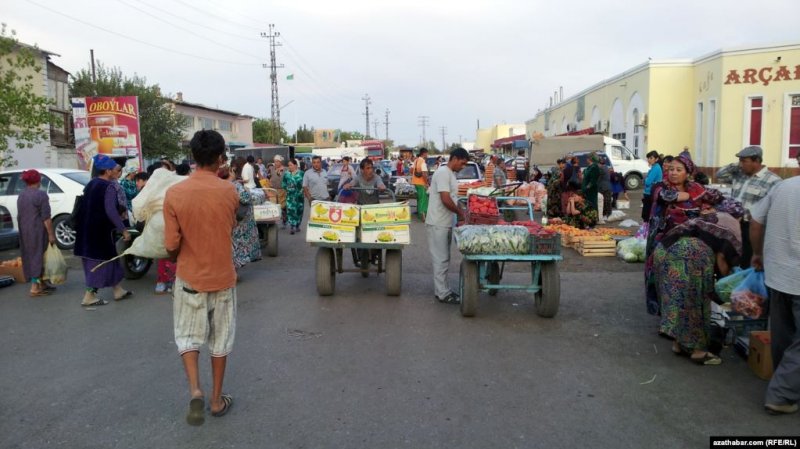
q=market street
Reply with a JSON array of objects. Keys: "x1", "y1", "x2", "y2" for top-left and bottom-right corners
[{"x1": 0, "y1": 204, "x2": 796, "y2": 449}]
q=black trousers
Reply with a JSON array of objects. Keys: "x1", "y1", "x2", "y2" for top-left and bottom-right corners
[
  {"x1": 641, "y1": 194, "x2": 653, "y2": 221},
  {"x1": 739, "y1": 220, "x2": 752, "y2": 268}
]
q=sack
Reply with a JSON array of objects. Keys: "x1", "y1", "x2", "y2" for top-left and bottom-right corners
[
  {"x1": 43, "y1": 244, "x2": 68, "y2": 285},
  {"x1": 730, "y1": 268, "x2": 769, "y2": 318},
  {"x1": 123, "y1": 212, "x2": 170, "y2": 259}
]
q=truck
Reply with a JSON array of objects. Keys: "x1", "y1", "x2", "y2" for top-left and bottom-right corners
[{"x1": 530, "y1": 135, "x2": 649, "y2": 190}]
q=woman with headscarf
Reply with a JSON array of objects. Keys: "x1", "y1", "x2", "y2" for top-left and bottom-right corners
[
  {"x1": 581, "y1": 153, "x2": 600, "y2": 213},
  {"x1": 16, "y1": 170, "x2": 58, "y2": 297},
  {"x1": 222, "y1": 157, "x2": 264, "y2": 269},
  {"x1": 282, "y1": 158, "x2": 305, "y2": 234},
  {"x1": 74, "y1": 155, "x2": 132, "y2": 306},
  {"x1": 546, "y1": 159, "x2": 565, "y2": 218},
  {"x1": 119, "y1": 165, "x2": 139, "y2": 213},
  {"x1": 645, "y1": 154, "x2": 744, "y2": 365}
]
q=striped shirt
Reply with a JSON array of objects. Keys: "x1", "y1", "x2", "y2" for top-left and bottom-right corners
[
  {"x1": 514, "y1": 156, "x2": 527, "y2": 171},
  {"x1": 749, "y1": 176, "x2": 800, "y2": 295},
  {"x1": 715, "y1": 164, "x2": 782, "y2": 219}
]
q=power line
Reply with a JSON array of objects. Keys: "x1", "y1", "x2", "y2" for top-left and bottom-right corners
[
  {"x1": 24, "y1": 0, "x2": 260, "y2": 66},
  {"x1": 171, "y1": 0, "x2": 264, "y2": 32},
  {"x1": 362, "y1": 94, "x2": 372, "y2": 138},
  {"x1": 131, "y1": 0, "x2": 262, "y2": 43},
  {"x1": 262, "y1": 25, "x2": 284, "y2": 143}
]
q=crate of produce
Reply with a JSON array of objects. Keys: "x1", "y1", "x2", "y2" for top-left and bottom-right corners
[
  {"x1": 530, "y1": 232, "x2": 561, "y2": 256},
  {"x1": 466, "y1": 194, "x2": 500, "y2": 225}
]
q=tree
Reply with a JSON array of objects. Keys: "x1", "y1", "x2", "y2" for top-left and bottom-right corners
[
  {"x1": 339, "y1": 130, "x2": 364, "y2": 142},
  {"x1": 70, "y1": 62, "x2": 185, "y2": 160},
  {"x1": 292, "y1": 124, "x2": 314, "y2": 143},
  {"x1": 0, "y1": 26, "x2": 54, "y2": 168},
  {"x1": 253, "y1": 118, "x2": 289, "y2": 144}
]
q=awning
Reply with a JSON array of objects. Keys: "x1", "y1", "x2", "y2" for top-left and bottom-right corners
[{"x1": 491, "y1": 134, "x2": 527, "y2": 148}]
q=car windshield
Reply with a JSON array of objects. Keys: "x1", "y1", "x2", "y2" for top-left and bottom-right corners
[
  {"x1": 328, "y1": 163, "x2": 345, "y2": 176},
  {"x1": 61, "y1": 171, "x2": 91, "y2": 186},
  {"x1": 456, "y1": 164, "x2": 479, "y2": 180}
]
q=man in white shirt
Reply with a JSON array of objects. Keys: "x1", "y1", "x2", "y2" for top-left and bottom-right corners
[
  {"x1": 425, "y1": 148, "x2": 468, "y2": 304},
  {"x1": 241, "y1": 155, "x2": 257, "y2": 189},
  {"x1": 750, "y1": 170, "x2": 799, "y2": 416}
]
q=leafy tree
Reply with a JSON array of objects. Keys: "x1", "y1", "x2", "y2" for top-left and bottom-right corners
[
  {"x1": 292, "y1": 124, "x2": 314, "y2": 143},
  {"x1": 253, "y1": 118, "x2": 289, "y2": 144},
  {"x1": 339, "y1": 130, "x2": 364, "y2": 142},
  {"x1": 70, "y1": 62, "x2": 185, "y2": 160},
  {"x1": 0, "y1": 26, "x2": 54, "y2": 168}
]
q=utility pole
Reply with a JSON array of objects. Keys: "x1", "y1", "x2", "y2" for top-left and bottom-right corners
[
  {"x1": 440, "y1": 126, "x2": 447, "y2": 152},
  {"x1": 373, "y1": 120, "x2": 380, "y2": 139},
  {"x1": 362, "y1": 94, "x2": 372, "y2": 138},
  {"x1": 384, "y1": 109, "x2": 390, "y2": 142},
  {"x1": 418, "y1": 115, "x2": 429, "y2": 147},
  {"x1": 261, "y1": 25, "x2": 283, "y2": 143}
]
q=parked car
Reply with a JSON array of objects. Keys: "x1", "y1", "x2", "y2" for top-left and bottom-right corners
[
  {"x1": 0, "y1": 168, "x2": 90, "y2": 250},
  {"x1": 0, "y1": 205, "x2": 19, "y2": 251},
  {"x1": 566, "y1": 151, "x2": 612, "y2": 172},
  {"x1": 456, "y1": 161, "x2": 483, "y2": 184}
]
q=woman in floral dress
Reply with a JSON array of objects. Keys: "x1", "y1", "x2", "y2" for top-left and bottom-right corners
[
  {"x1": 282, "y1": 158, "x2": 305, "y2": 235},
  {"x1": 223, "y1": 158, "x2": 265, "y2": 268}
]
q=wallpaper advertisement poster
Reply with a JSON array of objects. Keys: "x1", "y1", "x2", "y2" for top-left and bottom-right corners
[{"x1": 71, "y1": 96, "x2": 143, "y2": 171}]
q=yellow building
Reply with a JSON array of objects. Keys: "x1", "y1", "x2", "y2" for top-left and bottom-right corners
[
  {"x1": 475, "y1": 124, "x2": 526, "y2": 153},
  {"x1": 525, "y1": 42, "x2": 800, "y2": 176}
]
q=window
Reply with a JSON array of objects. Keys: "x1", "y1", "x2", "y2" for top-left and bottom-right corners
[
  {"x1": 0, "y1": 173, "x2": 16, "y2": 195},
  {"x1": 610, "y1": 146, "x2": 624, "y2": 160},
  {"x1": 788, "y1": 95, "x2": 800, "y2": 161},
  {"x1": 748, "y1": 97, "x2": 763, "y2": 145},
  {"x1": 696, "y1": 102, "x2": 704, "y2": 159},
  {"x1": 631, "y1": 108, "x2": 640, "y2": 156},
  {"x1": 200, "y1": 117, "x2": 214, "y2": 129},
  {"x1": 40, "y1": 176, "x2": 63, "y2": 194},
  {"x1": 181, "y1": 114, "x2": 194, "y2": 129},
  {"x1": 612, "y1": 133, "x2": 626, "y2": 147},
  {"x1": 218, "y1": 120, "x2": 233, "y2": 132}
]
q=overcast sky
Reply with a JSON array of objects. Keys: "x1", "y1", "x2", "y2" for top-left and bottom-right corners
[{"x1": 5, "y1": 0, "x2": 800, "y2": 147}]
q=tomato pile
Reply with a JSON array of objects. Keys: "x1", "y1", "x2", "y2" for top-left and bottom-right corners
[{"x1": 467, "y1": 195, "x2": 499, "y2": 216}]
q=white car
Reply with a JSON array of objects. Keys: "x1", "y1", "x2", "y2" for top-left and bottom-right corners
[
  {"x1": 455, "y1": 161, "x2": 483, "y2": 184},
  {"x1": 0, "y1": 168, "x2": 90, "y2": 250}
]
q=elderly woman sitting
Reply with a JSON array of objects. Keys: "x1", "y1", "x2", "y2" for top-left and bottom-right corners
[{"x1": 563, "y1": 192, "x2": 598, "y2": 229}]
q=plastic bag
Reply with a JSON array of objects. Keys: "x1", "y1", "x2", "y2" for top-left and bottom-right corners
[
  {"x1": 606, "y1": 210, "x2": 626, "y2": 222},
  {"x1": 454, "y1": 225, "x2": 530, "y2": 255},
  {"x1": 616, "y1": 237, "x2": 646, "y2": 263},
  {"x1": 731, "y1": 268, "x2": 769, "y2": 318},
  {"x1": 619, "y1": 219, "x2": 640, "y2": 228},
  {"x1": 43, "y1": 244, "x2": 68, "y2": 285},
  {"x1": 714, "y1": 267, "x2": 747, "y2": 304},
  {"x1": 132, "y1": 168, "x2": 187, "y2": 223}
]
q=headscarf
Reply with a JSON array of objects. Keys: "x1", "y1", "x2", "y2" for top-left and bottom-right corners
[
  {"x1": 21, "y1": 169, "x2": 41, "y2": 185},
  {"x1": 93, "y1": 154, "x2": 117, "y2": 170},
  {"x1": 123, "y1": 165, "x2": 138, "y2": 176},
  {"x1": 674, "y1": 154, "x2": 695, "y2": 175},
  {"x1": 590, "y1": 152, "x2": 600, "y2": 164}
]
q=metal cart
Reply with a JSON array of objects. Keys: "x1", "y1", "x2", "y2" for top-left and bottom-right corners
[
  {"x1": 456, "y1": 195, "x2": 562, "y2": 318},
  {"x1": 256, "y1": 187, "x2": 280, "y2": 257}
]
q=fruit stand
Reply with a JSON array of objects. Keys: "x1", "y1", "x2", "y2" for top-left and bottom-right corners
[
  {"x1": 455, "y1": 195, "x2": 562, "y2": 318},
  {"x1": 255, "y1": 188, "x2": 281, "y2": 257},
  {"x1": 308, "y1": 190, "x2": 408, "y2": 297}
]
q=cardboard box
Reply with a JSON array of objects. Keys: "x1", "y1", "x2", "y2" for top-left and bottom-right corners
[
  {"x1": 748, "y1": 331, "x2": 773, "y2": 380},
  {"x1": 253, "y1": 203, "x2": 282, "y2": 221},
  {"x1": 0, "y1": 264, "x2": 25, "y2": 283},
  {"x1": 360, "y1": 202, "x2": 411, "y2": 225},
  {"x1": 309, "y1": 201, "x2": 360, "y2": 226},
  {"x1": 359, "y1": 225, "x2": 411, "y2": 245},
  {"x1": 305, "y1": 223, "x2": 357, "y2": 243}
]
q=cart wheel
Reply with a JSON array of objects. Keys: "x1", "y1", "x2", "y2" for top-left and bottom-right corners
[
  {"x1": 535, "y1": 262, "x2": 560, "y2": 318},
  {"x1": 487, "y1": 262, "x2": 500, "y2": 296},
  {"x1": 385, "y1": 249, "x2": 402, "y2": 296},
  {"x1": 266, "y1": 224, "x2": 278, "y2": 257},
  {"x1": 460, "y1": 260, "x2": 479, "y2": 317},
  {"x1": 316, "y1": 247, "x2": 336, "y2": 296},
  {"x1": 358, "y1": 248, "x2": 370, "y2": 277}
]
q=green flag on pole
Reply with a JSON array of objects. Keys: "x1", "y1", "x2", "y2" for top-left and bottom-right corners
[{"x1": 286, "y1": 74, "x2": 294, "y2": 80}]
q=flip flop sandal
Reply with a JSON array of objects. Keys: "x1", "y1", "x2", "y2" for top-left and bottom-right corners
[
  {"x1": 81, "y1": 299, "x2": 109, "y2": 307},
  {"x1": 29, "y1": 289, "x2": 52, "y2": 297},
  {"x1": 211, "y1": 394, "x2": 233, "y2": 418},
  {"x1": 186, "y1": 397, "x2": 205, "y2": 426},
  {"x1": 114, "y1": 291, "x2": 133, "y2": 301}
]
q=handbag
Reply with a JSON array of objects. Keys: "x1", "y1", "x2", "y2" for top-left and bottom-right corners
[{"x1": 413, "y1": 159, "x2": 424, "y2": 177}]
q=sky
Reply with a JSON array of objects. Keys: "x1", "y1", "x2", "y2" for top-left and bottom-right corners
[{"x1": 4, "y1": 0, "x2": 800, "y2": 148}]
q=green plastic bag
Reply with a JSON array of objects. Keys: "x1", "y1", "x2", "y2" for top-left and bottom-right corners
[{"x1": 714, "y1": 267, "x2": 747, "y2": 304}]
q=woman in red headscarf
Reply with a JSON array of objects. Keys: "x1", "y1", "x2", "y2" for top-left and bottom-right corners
[{"x1": 16, "y1": 170, "x2": 57, "y2": 296}]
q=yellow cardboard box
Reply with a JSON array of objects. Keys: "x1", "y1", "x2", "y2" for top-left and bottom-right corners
[
  {"x1": 359, "y1": 225, "x2": 410, "y2": 245},
  {"x1": 309, "y1": 201, "x2": 360, "y2": 226},
  {"x1": 360, "y1": 202, "x2": 411, "y2": 225},
  {"x1": 748, "y1": 331, "x2": 773, "y2": 380},
  {"x1": 305, "y1": 223, "x2": 357, "y2": 243}
]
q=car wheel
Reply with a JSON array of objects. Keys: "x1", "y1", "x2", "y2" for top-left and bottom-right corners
[
  {"x1": 53, "y1": 215, "x2": 76, "y2": 250},
  {"x1": 624, "y1": 174, "x2": 643, "y2": 190}
]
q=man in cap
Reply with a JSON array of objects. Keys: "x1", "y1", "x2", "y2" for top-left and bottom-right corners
[
  {"x1": 715, "y1": 145, "x2": 782, "y2": 268},
  {"x1": 749, "y1": 167, "x2": 800, "y2": 415}
]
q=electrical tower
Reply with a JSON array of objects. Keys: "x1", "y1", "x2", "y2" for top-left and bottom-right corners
[
  {"x1": 261, "y1": 25, "x2": 283, "y2": 143},
  {"x1": 384, "y1": 109, "x2": 390, "y2": 142},
  {"x1": 418, "y1": 116, "x2": 429, "y2": 147},
  {"x1": 440, "y1": 126, "x2": 447, "y2": 152},
  {"x1": 362, "y1": 94, "x2": 372, "y2": 138},
  {"x1": 373, "y1": 120, "x2": 380, "y2": 139}
]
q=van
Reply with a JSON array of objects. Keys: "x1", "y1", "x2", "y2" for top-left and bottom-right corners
[{"x1": 530, "y1": 135, "x2": 649, "y2": 190}]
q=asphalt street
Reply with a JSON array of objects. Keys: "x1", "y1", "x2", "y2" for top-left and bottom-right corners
[{"x1": 0, "y1": 198, "x2": 796, "y2": 449}]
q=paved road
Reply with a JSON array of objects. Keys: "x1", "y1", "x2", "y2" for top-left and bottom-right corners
[{"x1": 0, "y1": 202, "x2": 796, "y2": 449}]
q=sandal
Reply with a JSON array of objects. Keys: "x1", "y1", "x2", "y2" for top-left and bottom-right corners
[
  {"x1": 29, "y1": 290, "x2": 51, "y2": 297},
  {"x1": 186, "y1": 397, "x2": 205, "y2": 426},
  {"x1": 691, "y1": 352, "x2": 722, "y2": 365},
  {"x1": 114, "y1": 290, "x2": 133, "y2": 301},
  {"x1": 81, "y1": 299, "x2": 109, "y2": 307},
  {"x1": 436, "y1": 292, "x2": 461, "y2": 305},
  {"x1": 671, "y1": 342, "x2": 689, "y2": 356},
  {"x1": 211, "y1": 394, "x2": 233, "y2": 418}
]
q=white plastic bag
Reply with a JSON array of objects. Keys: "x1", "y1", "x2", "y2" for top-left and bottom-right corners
[
  {"x1": 124, "y1": 212, "x2": 170, "y2": 259},
  {"x1": 618, "y1": 219, "x2": 640, "y2": 228},
  {"x1": 43, "y1": 244, "x2": 68, "y2": 284},
  {"x1": 131, "y1": 168, "x2": 187, "y2": 223},
  {"x1": 606, "y1": 210, "x2": 626, "y2": 222}
]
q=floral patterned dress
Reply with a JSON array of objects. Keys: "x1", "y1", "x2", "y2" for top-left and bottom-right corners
[
  {"x1": 282, "y1": 169, "x2": 305, "y2": 228},
  {"x1": 232, "y1": 182, "x2": 265, "y2": 268}
]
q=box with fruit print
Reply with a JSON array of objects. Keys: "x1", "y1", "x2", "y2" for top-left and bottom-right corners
[
  {"x1": 359, "y1": 225, "x2": 410, "y2": 245},
  {"x1": 309, "y1": 201, "x2": 360, "y2": 226},
  {"x1": 359, "y1": 202, "x2": 411, "y2": 225},
  {"x1": 305, "y1": 223, "x2": 357, "y2": 243}
]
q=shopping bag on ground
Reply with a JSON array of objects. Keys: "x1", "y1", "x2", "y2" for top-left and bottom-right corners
[
  {"x1": 714, "y1": 267, "x2": 747, "y2": 304},
  {"x1": 43, "y1": 244, "x2": 68, "y2": 285},
  {"x1": 730, "y1": 268, "x2": 768, "y2": 318}
]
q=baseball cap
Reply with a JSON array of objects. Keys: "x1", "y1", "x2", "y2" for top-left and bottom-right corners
[{"x1": 736, "y1": 145, "x2": 763, "y2": 158}]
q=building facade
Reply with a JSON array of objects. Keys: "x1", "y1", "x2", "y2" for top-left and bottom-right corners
[
  {"x1": 525, "y1": 43, "x2": 800, "y2": 176},
  {"x1": 172, "y1": 92, "x2": 254, "y2": 149},
  {"x1": 475, "y1": 124, "x2": 526, "y2": 153}
]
